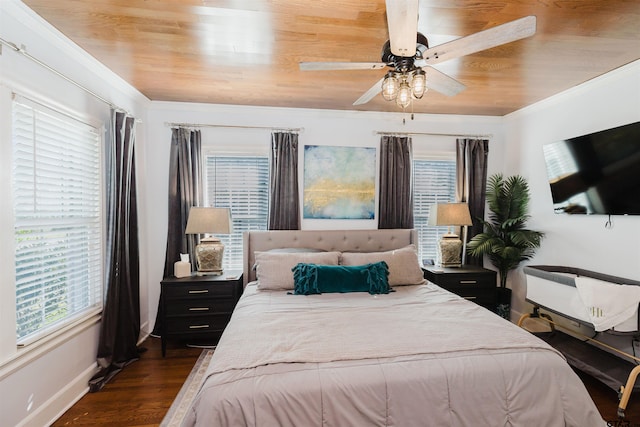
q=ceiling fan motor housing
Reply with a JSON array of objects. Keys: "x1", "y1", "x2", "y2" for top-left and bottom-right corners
[{"x1": 381, "y1": 33, "x2": 429, "y2": 72}]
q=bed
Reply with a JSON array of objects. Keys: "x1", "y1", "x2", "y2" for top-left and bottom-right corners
[{"x1": 182, "y1": 229, "x2": 604, "y2": 426}]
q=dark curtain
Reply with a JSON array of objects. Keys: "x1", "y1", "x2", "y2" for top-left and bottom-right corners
[
  {"x1": 162, "y1": 128, "x2": 203, "y2": 277},
  {"x1": 379, "y1": 135, "x2": 414, "y2": 229},
  {"x1": 89, "y1": 110, "x2": 140, "y2": 392},
  {"x1": 269, "y1": 132, "x2": 300, "y2": 230},
  {"x1": 456, "y1": 138, "x2": 489, "y2": 266},
  {"x1": 151, "y1": 128, "x2": 202, "y2": 336}
]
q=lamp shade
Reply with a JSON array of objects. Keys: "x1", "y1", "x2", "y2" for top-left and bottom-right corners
[
  {"x1": 428, "y1": 203, "x2": 472, "y2": 268},
  {"x1": 427, "y1": 203, "x2": 472, "y2": 226},
  {"x1": 185, "y1": 207, "x2": 232, "y2": 235}
]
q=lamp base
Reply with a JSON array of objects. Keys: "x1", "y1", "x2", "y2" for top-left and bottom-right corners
[
  {"x1": 194, "y1": 237, "x2": 225, "y2": 276},
  {"x1": 195, "y1": 270, "x2": 223, "y2": 276},
  {"x1": 437, "y1": 234, "x2": 463, "y2": 268}
]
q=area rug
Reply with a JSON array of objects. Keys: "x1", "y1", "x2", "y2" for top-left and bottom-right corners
[{"x1": 161, "y1": 349, "x2": 214, "y2": 427}]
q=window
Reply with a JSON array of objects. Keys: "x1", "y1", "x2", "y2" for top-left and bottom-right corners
[
  {"x1": 413, "y1": 158, "x2": 457, "y2": 262},
  {"x1": 543, "y1": 140, "x2": 589, "y2": 210},
  {"x1": 12, "y1": 98, "x2": 103, "y2": 345},
  {"x1": 205, "y1": 155, "x2": 269, "y2": 270}
]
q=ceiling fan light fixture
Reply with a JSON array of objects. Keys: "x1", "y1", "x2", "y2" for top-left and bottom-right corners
[
  {"x1": 411, "y1": 69, "x2": 427, "y2": 99},
  {"x1": 382, "y1": 72, "x2": 399, "y2": 101},
  {"x1": 302, "y1": 14, "x2": 536, "y2": 109},
  {"x1": 396, "y1": 81, "x2": 412, "y2": 109}
]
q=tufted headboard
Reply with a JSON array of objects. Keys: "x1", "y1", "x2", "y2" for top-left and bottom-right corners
[{"x1": 243, "y1": 229, "x2": 418, "y2": 285}]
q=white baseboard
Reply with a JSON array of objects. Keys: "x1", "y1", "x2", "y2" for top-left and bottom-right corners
[
  {"x1": 17, "y1": 363, "x2": 98, "y2": 427},
  {"x1": 19, "y1": 330, "x2": 152, "y2": 427},
  {"x1": 138, "y1": 328, "x2": 150, "y2": 346},
  {"x1": 139, "y1": 320, "x2": 149, "y2": 340}
]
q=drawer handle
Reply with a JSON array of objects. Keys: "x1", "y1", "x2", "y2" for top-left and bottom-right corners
[
  {"x1": 188, "y1": 289, "x2": 209, "y2": 294},
  {"x1": 459, "y1": 280, "x2": 477, "y2": 284},
  {"x1": 463, "y1": 296, "x2": 477, "y2": 300},
  {"x1": 189, "y1": 324, "x2": 210, "y2": 329},
  {"x1": 189, "y1": 307, "x2": 210, "y2": 312}
]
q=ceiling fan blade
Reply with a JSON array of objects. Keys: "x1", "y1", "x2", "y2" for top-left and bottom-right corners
[
  {"x1": 424, "y1": 66, "x2": 466, "y2": 97},
  {"x1": 422, "y1": 15, "x2": 536, "y2": 65},
  {"x1": 353, "y1": 77, "x2": 384, "y2": 106},
  {"x1": 385, "y1": 0, "x2": 419, "y2": 57},
  {"x1": 300, "y1": 62, "x2": 387, "y2": 71}
]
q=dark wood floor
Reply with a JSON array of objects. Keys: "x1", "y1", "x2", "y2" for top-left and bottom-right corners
[
  {"x1": 53, "y1": 336, "x2": 640, "y2": 426},
  {"x1": 53, "y1": 337, "x2": 201, "y2": 426},
  {"x1": 578, "y1": 370, "x2": 640, "y2": 426}
]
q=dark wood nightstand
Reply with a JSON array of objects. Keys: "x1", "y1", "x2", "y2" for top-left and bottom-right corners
[
  {"x1": 160, "y1": 271, "x2": 243, "y2": 356},
  {"x1": 423, "y1": 265, "x2": 497, "y2": 311}
]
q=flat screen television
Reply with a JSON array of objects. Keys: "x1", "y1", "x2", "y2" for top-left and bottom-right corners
[{"x1": 542, "y1": 121, "x2": 640, "y2": 215}]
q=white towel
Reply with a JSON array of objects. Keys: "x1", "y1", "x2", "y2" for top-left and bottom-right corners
[{"x1": 574, "y1": 276, "x2": 640, "y2": 332}]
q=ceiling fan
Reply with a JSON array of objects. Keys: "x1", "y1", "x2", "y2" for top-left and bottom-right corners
[{"x1": 299, "y1": 0, "x2": 536, "y2": 109}]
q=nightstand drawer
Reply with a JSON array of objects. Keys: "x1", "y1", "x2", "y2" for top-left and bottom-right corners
[
  {"x1": 162, "y1": 283, "x2": 236, "y2": 299},
  {"x1": 160, "y1": 271, "x2": 243, "y2": 356},
  {"x1": 446, "y1": 287, "x2": 495, "y2": 304},
  {"x1": 165, "y1": 298, "x2": 236, "y2": 316},
  {"x1": 429, "y1": 271, "x2": 495, "y2": 287},
  {"x1": 164, "y1": 314, "x2": 231, "y2": 334},
  {"x1": 423, "y1": 266, "x2": 497, "y2": 311}
]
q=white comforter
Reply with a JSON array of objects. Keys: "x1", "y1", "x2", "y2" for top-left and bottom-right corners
[{"x1": 184, "y1": 283, "x2": 604, "y2": 427}]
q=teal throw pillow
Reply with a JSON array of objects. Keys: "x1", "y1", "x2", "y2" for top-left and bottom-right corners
[{"x1": 292, "y1": 262, "x2": 390, "y2": 295}]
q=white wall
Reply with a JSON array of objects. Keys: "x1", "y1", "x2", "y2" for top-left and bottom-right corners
[
  {"x1": 503, "y1": 60, "x2": 640, "y2": 319},
  {"x1": 143, "y1": 102, "x2": 504, "y2": 332},
  {"x1": 0, "y1": 2, "x2": 148, "y2": 426},
  {"x1": 8, "y1": 0, "x2": 639, "y2": 424},
  {"x1": 0, "y1": 2, "x2": 505, "y2": 424}
]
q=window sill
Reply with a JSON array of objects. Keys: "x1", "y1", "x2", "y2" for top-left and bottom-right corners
[{"x1": 0, "y1": 313, "x2": 101, "y2": 381}]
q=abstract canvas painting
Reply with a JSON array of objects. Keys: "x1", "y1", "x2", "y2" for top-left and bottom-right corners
[{"x1": 303, "y1": 145, "x2": 375, "y2": 219}]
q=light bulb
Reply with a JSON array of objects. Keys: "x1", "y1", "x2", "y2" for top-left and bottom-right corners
[
  {"x1": 412, "y1": 69, "x2": 427, "y2": 99},
  {"x1": 381, "y1": 73, "x2": 399, "y2": 101},
  {"x1": 396, "y1": 81, "x2": 411, "y2": 109}
]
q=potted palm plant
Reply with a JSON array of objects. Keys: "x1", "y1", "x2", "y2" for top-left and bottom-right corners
[{"x1": 466, "y1": 173, "x2": 544, "y2": 318}]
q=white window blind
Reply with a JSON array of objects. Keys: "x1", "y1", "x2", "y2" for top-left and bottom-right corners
[
  {"x1": 205, "y1": 155, "x2": 269, "y2": 271},
  {"x1": 12, "y1": 99, "x2": 103, "y2": 345},
  {"x1": 413, "y1": 158, "x2": 457, "y2": 263}
]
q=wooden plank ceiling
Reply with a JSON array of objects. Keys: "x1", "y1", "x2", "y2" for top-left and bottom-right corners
[{"x1": 22, "y1": 0, "x2": 640, "y2": 116}]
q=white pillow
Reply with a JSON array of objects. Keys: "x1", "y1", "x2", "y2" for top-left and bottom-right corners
[
  {"x1": 340, "y1": 245, "x2": 426, "y2": 286},
  {"x1": 255, "y1": 251, "x2": 341, "y2": 290}
]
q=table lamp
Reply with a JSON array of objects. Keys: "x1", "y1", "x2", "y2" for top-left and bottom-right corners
[
  {"x1": 185, "y1": 207, "x2": 232, "y2": 275},
  {"x1": 428, "y1": 203, "x2": 472, "y2": 267}
]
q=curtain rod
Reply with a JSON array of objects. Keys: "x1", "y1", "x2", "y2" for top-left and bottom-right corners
[
  {"x1": 375, "y1": 131, "x2": 492, "y2": 138},
  {"x1": 165, "y1": 122, "x2": 304, "y2": 133},
  {"x1": 0, "y1": 37, "x2": 134, "y2": 117}
]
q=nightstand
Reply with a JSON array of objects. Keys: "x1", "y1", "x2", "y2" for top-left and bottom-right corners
[
  {"x1": 160, "y1": 271, "x2": 243, "y2": 356},
  {"x1": 423, "y1": 265, "x2": 497, "y2": 311}
]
